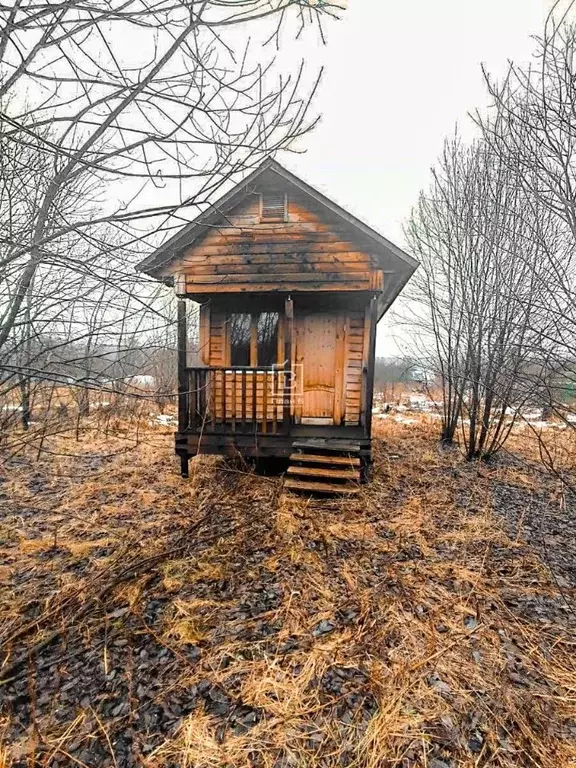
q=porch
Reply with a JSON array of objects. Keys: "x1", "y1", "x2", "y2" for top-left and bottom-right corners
[
  {"x1": 180, "y1": 365, "x2": 293, "y2": 436},
  {"x1": 176, "y1": 365, "x2": 371, "y2": 475}
]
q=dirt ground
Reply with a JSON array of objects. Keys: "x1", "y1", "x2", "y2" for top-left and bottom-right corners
[{"x1": 1, "y1": 416, "x2": 575, "y2": 767}]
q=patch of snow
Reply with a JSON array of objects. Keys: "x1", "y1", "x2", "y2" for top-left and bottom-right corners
[
  {"x1": 129, "y1": 375, "x2": 156, "y2": 387},
  {"x1": 155, "y1": 414, "x2": 177, "y2": 426},
  {"x1": 394, "y1": 416, "x2": 418, "y2": 425},
  {"x1": 522, "y1": 411, "x2": 544, "y2": 422}
]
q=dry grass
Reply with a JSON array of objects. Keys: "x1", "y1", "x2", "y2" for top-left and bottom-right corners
[{"x1": 1, "y1": 416, "x2": 575, "y2": 767}]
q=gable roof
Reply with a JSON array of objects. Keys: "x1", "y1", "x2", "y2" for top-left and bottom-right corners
[{"x1": 136, "y1": 158, "x2": 418, "y2": 318}]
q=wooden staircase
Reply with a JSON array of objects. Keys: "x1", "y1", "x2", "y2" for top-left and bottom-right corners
[{"x1": 284, "y1": 439, "x2": 362, "y2": 495}]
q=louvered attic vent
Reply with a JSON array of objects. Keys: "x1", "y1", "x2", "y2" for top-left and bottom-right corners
[{"x1": 260, "y1": 191, "x2": 287, "y2": 222}]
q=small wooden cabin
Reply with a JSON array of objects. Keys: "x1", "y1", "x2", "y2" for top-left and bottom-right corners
[{"x1": 138, "y1": 160, "x2": 417, "y2": 492}]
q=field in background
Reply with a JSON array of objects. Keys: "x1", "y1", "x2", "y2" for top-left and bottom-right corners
[{"x1": 1, "y1": 415, "x2": 576, "y2": 767}]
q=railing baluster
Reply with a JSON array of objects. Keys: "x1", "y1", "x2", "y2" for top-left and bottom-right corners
[
  {"x1": 231, "y1": 370, "x2": 236, "y2": 433},
  {"x1": 221, "y1": 369, "x2": 226, "y2": 424},
  {"x1": 272, "y1": 368, "x2": 278, "y2": 434},
  {"x1": 241, "y1": 370, "x2": 247, "y2": 431},
  {"x1": 209, "y1": 370, "x2": 215, "y2": 426},
  {"x1": 282, "y1": 361, "x2": 291, "y2": 434},
  {"x1": 252, "y1": 369, "x2": 257, "y2": 425},
  {"x1": 262, "y1": 369, "x2": 268, "y2": 434},
  {"x1": 183, "y1": 366, "x2": 294, "y2": 436}
]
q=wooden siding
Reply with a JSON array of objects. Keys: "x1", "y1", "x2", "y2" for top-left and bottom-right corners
[
  {"x1": 161, "y1": 192, "x2": 384, "y2": 294},
  {"x1": 345, "y1": 310, "x2": 367, "y2": 425},
  {"x1": 196, "y1": 302, "x2": 368, "y2": 427}
]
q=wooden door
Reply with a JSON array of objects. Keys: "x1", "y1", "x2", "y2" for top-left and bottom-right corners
[{"x1": 298, "y1": 313, "x2": 340, "y2": 424}]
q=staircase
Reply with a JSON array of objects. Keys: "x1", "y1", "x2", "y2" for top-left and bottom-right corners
[{"x1": 284, "y1": 439, "x2": 362, "y2": 495}]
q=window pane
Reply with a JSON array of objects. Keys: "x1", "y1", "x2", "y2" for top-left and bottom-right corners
[
  {"x1": 229, "y1": 313, "x2": 251, "y2": 366},
  {"x1": 257, "y1": 312, "x2": 279, "y2": 366}
]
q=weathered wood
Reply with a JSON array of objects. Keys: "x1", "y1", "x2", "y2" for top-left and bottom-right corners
[
  {"x1": 289, "y1": 452, "x2": 361, "y2": 466},
  {"x1": 198, "y1": 303, "x2": 209, "y2": 364},
  {"x1": 262, "y1": 373, "x2": 268, "y2": 434},
  {"x1": 177, "y1": 300, "x2": 188, "y2": 434},
  {"x1": 186, "y1": 271, "x2": 372, "y2": 285},
  {"x1": 241, "y1": 371, "x2": 247, "y2": 428},
  {"x1": 283, "y1": 297, "x2": 293, "y2": 434},
  {"x1": 182, "y1": 246, "x2": 374, "y2": 260},
  {"x1": 286, "y1": 465, "x2": 360, "y2": 480},
  {"x1": 333, "y1": 313, "x2": 346, "y2": 425},
  {"x1": 284, "y1": 478, "x2": 359, "y2": 495},
  {"x1": 291, "y1": 438, "x2": 361, "y2": 452},
  {"x1": 298, "y1": 313, "x2": 338, "y2": 423},
  {"x1": 168, "y1": 189, "x2": 386, "y2": 460}
]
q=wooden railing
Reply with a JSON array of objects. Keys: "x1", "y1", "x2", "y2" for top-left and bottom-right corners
[{"x1": 181, "y1": 366, "x2": 292, "y2": 435}]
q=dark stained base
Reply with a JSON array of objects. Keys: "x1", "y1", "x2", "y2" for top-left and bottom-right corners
[{"x1": 175, "y1": 426, "x2": 371, "y2": 478}]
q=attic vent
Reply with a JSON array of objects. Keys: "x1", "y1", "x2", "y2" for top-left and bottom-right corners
[{"x1": 260, "y1": 191, "x2": 287, "y2": 222}]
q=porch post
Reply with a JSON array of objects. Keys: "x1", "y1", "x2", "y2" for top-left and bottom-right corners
[
  {"x1": 177, "y1": 299, "x2": 189, "y2": 477},
  {"x1": 283, "y1": 296, "x2": 294, "y2": 434}
]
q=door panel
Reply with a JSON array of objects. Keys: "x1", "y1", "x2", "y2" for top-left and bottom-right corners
[{"x1": 298, "y1": 313, "x2": 338, "y2": 423}]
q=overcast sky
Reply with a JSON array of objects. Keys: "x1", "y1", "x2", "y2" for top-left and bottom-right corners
[{"x1": 277, "y1": 0, "x2": 555, "y2": 355}]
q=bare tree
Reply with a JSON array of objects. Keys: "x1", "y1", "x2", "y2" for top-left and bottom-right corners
[
  {"x1": 407, "y1": 136, "x2": 556, "y2": 459},
  {"x1": 0, "y1": 0, "x2": 340, "y2": 449},
  {"x1": 476, "y1": 9, "x2": 576, "y2": 448}
]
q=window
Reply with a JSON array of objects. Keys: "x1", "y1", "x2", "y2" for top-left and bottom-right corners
[
  {"x1": 228, "y1": 311, "x2": 280, "y2": 366},
  {"x1": 229, "y1": 313, "x2": 251, "y2": 366},
  {"x1": 257, "y1": 312, "x2": 279, "y2": 366},
  {"x1": 260, "y1": 191, "x2": 287, "y2": 222}
]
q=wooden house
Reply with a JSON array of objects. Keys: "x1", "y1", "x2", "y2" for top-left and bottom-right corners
[{"x1": 137, "y1": 160, "x2": 417, "y2": 493}]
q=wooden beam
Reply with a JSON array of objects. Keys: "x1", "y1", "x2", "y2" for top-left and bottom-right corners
[
  {"x1": 186, "y1": 271, "x2": 372, "y2": 285},
  {"x1": 250, "y1": 313, "x2": 258, "y2": 367},
  {"x1": 199, "y1": 303, "x2": 211, "y2": 364},
  {"x1": 283, "y1": 297, "x2": 293, "y2": 434},
  {"x1": 177, "y1": 300, "x2": 189, "y2": 477}
]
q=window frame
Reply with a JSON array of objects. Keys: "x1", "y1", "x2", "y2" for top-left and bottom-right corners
[{"x1": 227, "y1": 310, "x2": 282, "y2": 368}]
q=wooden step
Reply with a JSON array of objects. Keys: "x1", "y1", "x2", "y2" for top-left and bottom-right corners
[
  {"x1": 289, "y1": 452, "x2": 361, "y2": 467},
  {"x1": 284, "y1": 478, "x2": 359, "y2": 495},
  {"x1": 287, "y1": 465, "x2": 360, "y2": 480},
  {"x1": 291, "y1": 439, "x2": 361, "y2": 453}
]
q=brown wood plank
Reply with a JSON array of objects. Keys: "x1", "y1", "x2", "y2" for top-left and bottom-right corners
[
  {"x1": 184, "y1": 261, "x2": 372, "y2": 276},
  {"x1": 262, "y1": 372, "x2": 268, "y2": 434},
  {"x1": 177, "y1": 300, "x2": 188, "y2": 433},
  {"x1": 184, "y1": 280, "x2": 373, "y2": 294},
  {"x1": 289, "y1": 453, "x2": 361, "y2": 466},
  {"x1": 333, "y1": 313, "x2": 346, "y2": 426},
  {"x1": 241, "y1": 370, "x2": 247, "y2": 429},
  {"x1": 230, "y1": 370, "x2": 236, "y2": 431},
  {"x1": 220, "y1": 369, "x2": 226, "y2": 425},
  {"x1": 284, "y1": 478, "x2": 359, "y2": 495},
  {"x1": 291, "y1": 439, "x2": 361, "y2": 452},
  {"x1": 287, "y1": 466, "x2": 360, "y2": 480},
  {"x1": 186, "y1": 271, "x2": 372, "y2": 285},
  {"x1": 283, "y1": 297, "x2": 293, "y2": 433},
  {"x1": 272, "y1": 369, "x2": 278, "y2": 434},
  {"x1": 182, "y1": 246, "x2": 373, "y2": 260}
]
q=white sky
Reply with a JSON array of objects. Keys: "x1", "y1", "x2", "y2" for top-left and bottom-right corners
[{"x1": 276, "y1": 0, "x2": 555, "y2": 356}]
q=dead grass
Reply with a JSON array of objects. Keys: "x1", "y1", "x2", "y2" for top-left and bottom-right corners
[{"x1": 0, "y1": 417, "x2": 575, "y2": 766}]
